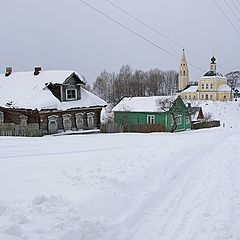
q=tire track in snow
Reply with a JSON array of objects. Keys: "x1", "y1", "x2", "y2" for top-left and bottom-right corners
[{"x1": 113, "y1": 130, "x2": 239, "y2": 240}]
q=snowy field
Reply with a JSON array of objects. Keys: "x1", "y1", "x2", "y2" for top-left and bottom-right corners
[{"x1": 1, "y1": 101, "x2": 240, "y2": 240}]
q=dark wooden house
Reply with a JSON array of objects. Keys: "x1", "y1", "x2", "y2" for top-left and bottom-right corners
[{"x1": 0, "y1": 67, "x2": 107, "y2": 136}]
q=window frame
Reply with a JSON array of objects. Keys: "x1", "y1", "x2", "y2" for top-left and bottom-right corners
[
  {"x1": 177, "y1": 115, "x2": 182, "y2": 125},
  {"x1": 147, "y1": 115, "x2": 155, "y2": 124},
  {"x1": 66, "y1": 89, "x2": 77, "y2": 101}
]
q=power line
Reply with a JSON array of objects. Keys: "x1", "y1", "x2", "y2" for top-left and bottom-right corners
[
  {"x1": 223, "y1": 0, "x2": 240, "y2": 23},
  {"x1": 236, "y1": 0, "x2": 240, "y2": 7},
  {"x1": 103, "y1": 0, "x2": 209, "y2": 63},
  {"x1": 231, "y1": 0, "x2": 240, "y2": 16},
  {"x1": 213, "y1": 0, "x2": 240, "y2": 35},
  {"x1": 223, "y1": 54, "x2": 240, "y2": 65},
  {"x1": 78, "y1": 0, "x2": 205, "y2": 72}
]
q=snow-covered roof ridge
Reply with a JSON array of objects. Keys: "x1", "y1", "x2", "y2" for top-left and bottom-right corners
[
  {"x1": 199, "y1": 75, "x2": 227, "y2": 80},
  {"x1": 0, "y1": 70, "x2": 107, "y2": 110},
  {"x1": 0, "y1": 70, "x2": 86, "y2": 85},
  {"x1": 112, "y1": 95, "x2": 177, "y2": 113}
]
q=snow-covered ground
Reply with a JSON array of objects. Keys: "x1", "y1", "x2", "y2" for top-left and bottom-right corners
[{"x1": 0, "y1": 100, "x2": 240, "y2": 240}]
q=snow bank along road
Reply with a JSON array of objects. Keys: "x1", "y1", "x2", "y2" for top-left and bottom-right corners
[{"x1": 0, "y1": 127, "x2": 240, "y2": 240}]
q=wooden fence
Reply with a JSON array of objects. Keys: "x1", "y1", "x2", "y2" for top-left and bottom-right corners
[
  {"x1": 0, "y1": 123, "x2": 41, "y2": 137},
  {"x1": 193, "y1": 120, "x2": 220, "y2": 130},
  {"x1": 101, "y1": 123, "x2": 166, "y2": 133}
]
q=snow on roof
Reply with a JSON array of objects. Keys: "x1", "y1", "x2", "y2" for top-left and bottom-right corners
[
  {"x1": 112, "y1": 96, "x2": 177, "y2": 113},
  {"x1": 0, "y1": 70, "x2": 107, "y2": 110},
  {"x1": 217, "y1": 84, "x2": 231, "y2": 92},
  {"x1": 199, "y1": 75, "x2": 227, "y2": 80},
  {"x1": 182, "y1": 86, "x2": 198, "y2": 93}
]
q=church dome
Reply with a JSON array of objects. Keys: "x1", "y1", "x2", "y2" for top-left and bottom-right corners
[{"x1": 211, "y1": 56, "x2": 216, "y2": 64}]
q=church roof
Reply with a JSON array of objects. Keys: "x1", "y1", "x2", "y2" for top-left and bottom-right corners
[
  {"x1": 217, "y1": 84, "x2": 231, "y2": 92},
  {"x1": 181, "y1": 86, "x2": 198, "y2": 93},
  {"x1": 203, "y1": 71, "x2": 223, "y2": 77}
]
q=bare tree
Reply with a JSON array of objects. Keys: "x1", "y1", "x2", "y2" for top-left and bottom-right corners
[
  {"x1": 93, "y1": 65, "x2": 178, "y2": 105},
  {"x1": 204, "y1": 112, "x2": 213, "y2": 122},
  {"x1": 157, "y1": 98, "x2": 178, "y2": 133},
  {"x1": 226, "y1": 71, "x2": 240, "y2": 89}
]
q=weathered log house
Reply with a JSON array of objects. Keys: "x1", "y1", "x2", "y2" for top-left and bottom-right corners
[{"x1": 0, "y1": 67, "x2": 107, "y2": 136}]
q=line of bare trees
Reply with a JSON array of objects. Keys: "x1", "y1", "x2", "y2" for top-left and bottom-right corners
[{"x1": 92, "y1": 65, "x2": 178, "y2": 104}]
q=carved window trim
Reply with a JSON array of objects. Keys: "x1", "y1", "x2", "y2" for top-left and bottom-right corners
[
  {"x1": 0, "y1": 111, "x2": 4, "y2": 124},
  {"x1": 20, "y1": 115, "x2": 28, "y2": 125},
  {"x1": 62, "y1": 114, "x2": 72, "y2": 131},
  {"x1": 87, "y1": 112, "x2": 95, "y2": 129},
  {"x1": 75, "y1": 112, "x2": 85, "y2": 130},
  {"x1": 48, "y1": 115, "x2": 59, "y2": 134}
]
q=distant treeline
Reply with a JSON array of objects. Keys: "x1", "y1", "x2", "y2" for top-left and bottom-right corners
[{"x1": 92, "y1": 65, "x2": 178, "y2": 104}]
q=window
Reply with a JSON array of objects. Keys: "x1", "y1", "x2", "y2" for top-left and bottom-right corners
[
  {"x1": 186, "y1": 116, "x2": 190, "y2": 124},
  {"x1": 202, "y1": 84, "x2": 204, "y2": 89},
  {"x1": 223, "y1": 95, "x2": 227, "y2": 100},
  {"x1": 202, "y1": 95, "x2": 204, "y2": 99},
  {"x1": 170, "y1": 115, "x2": 174, "y2": 125},
  {"x1": 206, "y1": 94, "x2": 209, "y2": 100},
  {"x1": 62, "y1": 114, "x2": 72, "y2": 131},
  {"x1": 206, "y1": 84, "x2": 209, "y2": 89},
  {"x1": 147, "y1": 115, "x2": 155, "y2": 124},
  {"x1": 185, "y1": 95, "x2": 187, "y2": 99},
  {"x1": 177, "y1": 115, "x2": 182, "y2": 125},
  {"x1": 20, "y1": 115, "x2": 28, "y2": 125},
  {"x1": 210, "y1": 95, "x2": 213, "y2": 100},
  {"x1": 75, "y1": 113, "x2": 85, "y2": 130},
  {"x1": 0, "y1": 111, "x2": 4, "y2": 124},
  {"x1": 87, "y1": 112, "x2": 95, "y2": 129},
  {"x1": 48, "y1": 115, "x2": 58, "y2": 134},
  {"x1": 66, "y1": 89, "x2": 77, "y2": 100},
  {"x1": 210, "y1": 83, "x2": 213, "y2": 89},
  {"x1": 183, "y1": 70, "x2": 185, "y2": 76}
]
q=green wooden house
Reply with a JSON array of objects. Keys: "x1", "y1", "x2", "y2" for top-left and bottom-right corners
[{"x1": 112, "y1": 95, "x2": 191, "y2": 132}]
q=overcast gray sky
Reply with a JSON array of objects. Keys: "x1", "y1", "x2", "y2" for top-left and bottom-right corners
[{"x1": 0, "y1": 0, "x2": 240, "y2": 85}]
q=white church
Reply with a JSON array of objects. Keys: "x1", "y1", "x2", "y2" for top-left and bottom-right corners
[{"x1": 178, "y1": 50, "x2": 232, "y2": 101}]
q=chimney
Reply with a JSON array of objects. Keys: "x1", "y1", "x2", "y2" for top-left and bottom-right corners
[
  {"x1": 5, "y1": 67, "x2": 12, "y2": 77},
  {"x1": 34, "y1": 67, "x2": 41, "y2": 76}
]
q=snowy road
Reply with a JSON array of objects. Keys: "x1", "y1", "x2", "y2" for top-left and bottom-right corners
[
  {"x1": 0, "y1": 128, "x2": 240, "y2": 240},
  {"x1": 110, "y1": 130, "x2": 240, "y2": 240}
]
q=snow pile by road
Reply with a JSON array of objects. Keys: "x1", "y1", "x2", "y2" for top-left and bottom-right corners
[{"x1": 0, "y1": 101, "x2": 240, "y2": 240}]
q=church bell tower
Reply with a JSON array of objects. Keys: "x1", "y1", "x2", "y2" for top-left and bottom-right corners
[{"x1": 178, "y1": 49, "x2": 189, "y2": 91}]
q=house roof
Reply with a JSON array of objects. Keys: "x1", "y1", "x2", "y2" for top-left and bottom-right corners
[
  {"x1": 112, "y1": 96, "x2": 177, "y2": 113},
  {"x1": 188, "y1": 107, "x2": 204, "y2": 121},
  {"x1": 0, "y1": 70, "x2": 107, "y2": 110}
]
